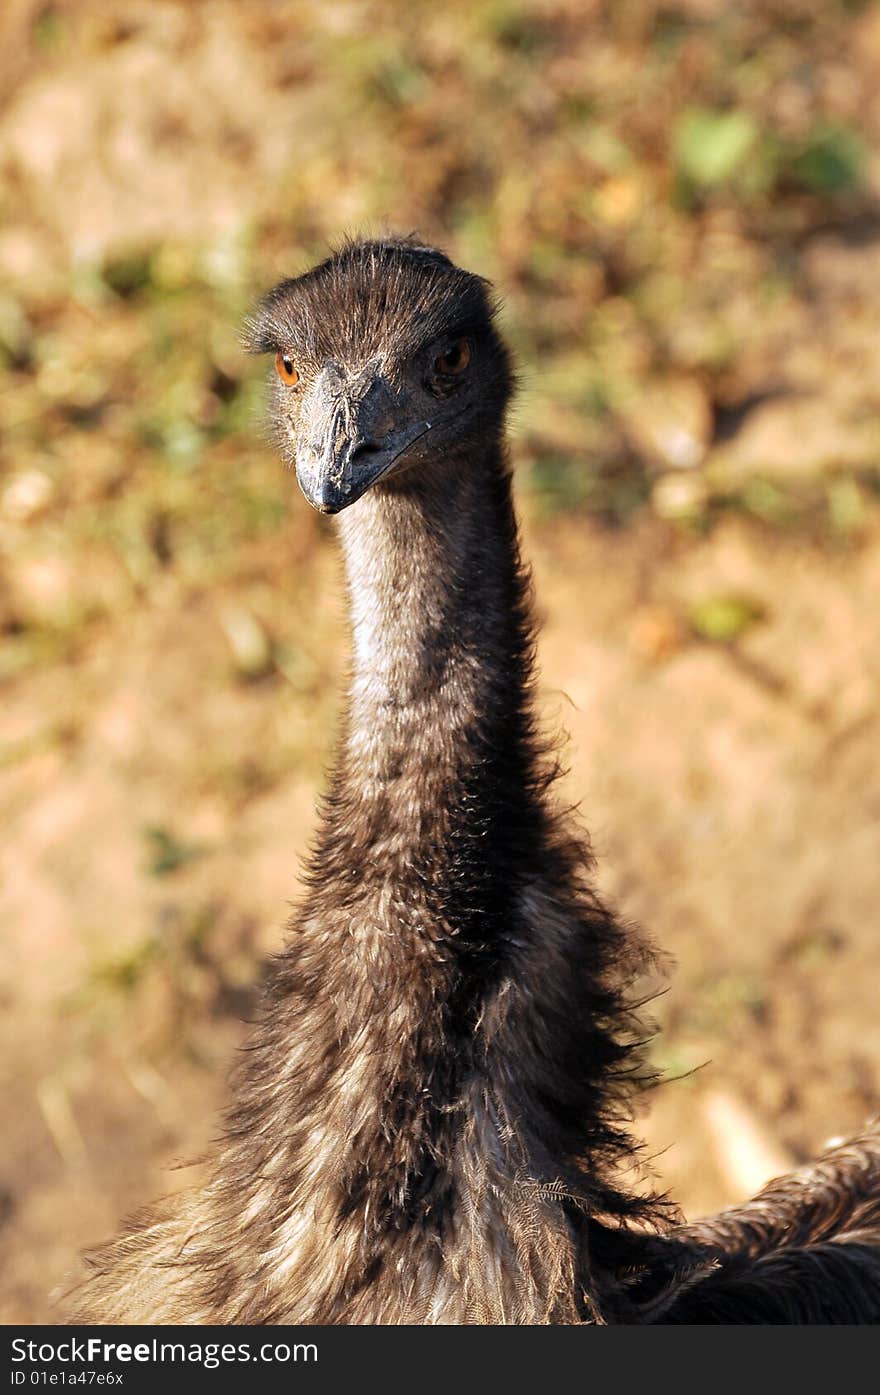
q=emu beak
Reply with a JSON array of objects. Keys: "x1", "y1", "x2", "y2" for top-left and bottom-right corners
[{"x1": 295, "y1": 368, "x2": 431, "y2": 515}]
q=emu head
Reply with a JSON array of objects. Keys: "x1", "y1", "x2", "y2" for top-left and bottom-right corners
[{"x1": 247, "y1": 238, "x2": 512, "y2": 513}]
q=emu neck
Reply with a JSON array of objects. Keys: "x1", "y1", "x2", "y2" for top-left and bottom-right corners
[
  {"x1": 334, "y1": 450, "x2": 533, "y2": 876},
  {"x1": 207, "y1": 446, "x2": 651, "y2": 1323},
  {"x1": 342, "y1": 467, "x2": 512, "y2": 700}
]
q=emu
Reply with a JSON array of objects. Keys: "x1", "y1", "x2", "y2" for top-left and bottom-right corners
[{"x1": 67, "y1": 238, "x2": 880, "y2": 1324}]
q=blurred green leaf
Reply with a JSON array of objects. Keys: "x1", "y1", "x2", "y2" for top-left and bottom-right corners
[
  {"x1": 101, "y1": 250, "x2": 155, "y2": 300},
  {"x1": 143, "y1": 826, "x2": 205, "y2": 878},
  {"x1": 0, "y1": 294, "x2": 33, "y2": 368},
  {"x1": 673, "y1": 108, "x2": 759, "y2": 187},
  {"x1": 33, "y1": 6, "x2": 67, "y2": 50},
  {"x1": 787, "y1": 124, "x2": 866, "y2": 195},
  {"x1": 827, "y1": 476, "x2": 866, "y2": 534},
  {"x1": 89, "y1": 937, "x2": 159, "y2": 995},
  {"x1": 689, "y1": 594, "x2": 766, "y2": 643},
  {"x1": 740, "y1": 478, "x2": 795, "y2": 526}
]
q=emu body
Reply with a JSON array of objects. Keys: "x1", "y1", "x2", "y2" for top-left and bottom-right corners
[{"x1": 67, "y1": 239, "x2": 880, "y2": 1324}]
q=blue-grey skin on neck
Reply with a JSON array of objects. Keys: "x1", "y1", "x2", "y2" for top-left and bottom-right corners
[{"x1": 337, "y1": 459, "x2": 514, "y2": 787}]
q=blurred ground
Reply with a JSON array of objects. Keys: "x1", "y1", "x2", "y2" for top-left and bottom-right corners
[{"x1": 1, "y1": 0, "x2": 879, "y2": 1322}]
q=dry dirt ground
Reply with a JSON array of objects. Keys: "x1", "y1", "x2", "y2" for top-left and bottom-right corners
[{"x1": 1, "y1": 0, "x2": 880, "y2": 1324}]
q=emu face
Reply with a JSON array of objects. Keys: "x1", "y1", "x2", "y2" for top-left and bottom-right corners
[{"x1": 248, "y1": 239, "x2": 512, "y2": 513}]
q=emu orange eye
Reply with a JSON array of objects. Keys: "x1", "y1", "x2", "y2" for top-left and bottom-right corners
[
  {"x1": 434, "y1": 339, "x2": 471, "y2": 376},
  {"x1": 274, "y1": 352, "x2": 300, "y2": 386}
]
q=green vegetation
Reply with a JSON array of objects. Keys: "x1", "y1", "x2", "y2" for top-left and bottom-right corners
[
  {"x1": 0, "y1": 4, "x2": 877, "y2": 697},
  {"x1": 689, "y1": 594, "x2": 766, "y2": 644},
  {"x1": 143, "y1": 825, "x2": 206, "y2": 878}
]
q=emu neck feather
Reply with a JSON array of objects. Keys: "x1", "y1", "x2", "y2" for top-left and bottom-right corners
[{"x1": 332, "y1": 458, "x2": 533, "y2": 893}]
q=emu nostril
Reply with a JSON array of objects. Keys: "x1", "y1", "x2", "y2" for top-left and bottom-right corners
[{"x1": 349, "y1": 439, "x2": 383, "y2": 466}]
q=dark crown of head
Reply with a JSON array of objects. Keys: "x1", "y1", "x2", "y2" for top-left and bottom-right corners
[{"x1": 246, "y1": 237, "x2": 500, "y2": 367}]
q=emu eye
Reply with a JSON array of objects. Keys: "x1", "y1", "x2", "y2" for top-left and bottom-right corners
[
  {"x1": 274, "y1": 352, "x2": 300, "y2": 387},
  {"x1": 434, "y1": 339, "x2": 471, "y2": 377}
]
